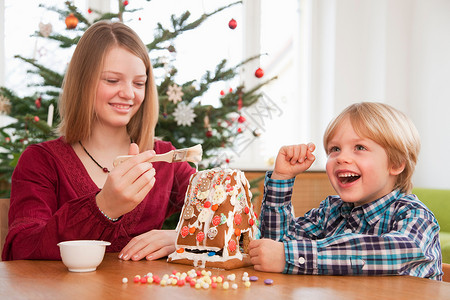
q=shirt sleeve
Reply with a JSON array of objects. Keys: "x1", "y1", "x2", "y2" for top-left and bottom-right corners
[
  {"x1": 2, "y1": 145, "x2": 121, "y2": 260},
  {"x1": 259, "y1": 171, "x2": 330, "y2": 241}
]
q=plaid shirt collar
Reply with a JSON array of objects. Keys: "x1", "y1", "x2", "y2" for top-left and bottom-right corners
[{"x1": 339, "y1": 189, "x2": 403, "y2": 226}]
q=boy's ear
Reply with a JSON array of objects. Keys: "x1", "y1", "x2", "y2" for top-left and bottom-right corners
[{"x1": 390, "y1": 161, "x2": 406, "y2": 176}]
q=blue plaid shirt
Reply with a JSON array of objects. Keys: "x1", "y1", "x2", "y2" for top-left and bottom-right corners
[{"x1": 259, "y1": 172, "x2": 442, "y2": 280}]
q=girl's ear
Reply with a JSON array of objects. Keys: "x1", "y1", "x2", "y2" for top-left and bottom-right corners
[{"x1": 390, "y1": 161, "x2": 406, "y2": 176}]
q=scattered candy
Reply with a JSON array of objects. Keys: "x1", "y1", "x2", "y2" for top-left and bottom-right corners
[{"x1": 123, "y1": 269, "x2": 271, "y2": 290}]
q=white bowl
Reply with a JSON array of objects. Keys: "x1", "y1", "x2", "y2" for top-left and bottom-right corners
[{"x1": 57, "y1": 240, "x2": 111, "y2": 272}]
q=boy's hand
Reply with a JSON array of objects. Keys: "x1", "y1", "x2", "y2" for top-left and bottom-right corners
[
  {"x1": 272, "y1": 143, "x2": 316, "y2": 180},
  {"x1": 248, "y1": 239, "x2": 285, "y2": 273}
]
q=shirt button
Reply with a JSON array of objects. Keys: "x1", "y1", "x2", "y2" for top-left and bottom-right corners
[
  {"x1": 344, "y1": 229, "x2": 352, "y2": 233},
  {"x1": 298, "y1": 257, "x2": 305, "y2": 264}
]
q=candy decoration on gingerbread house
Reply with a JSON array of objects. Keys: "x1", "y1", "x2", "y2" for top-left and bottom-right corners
[{"x1": 168, "y1": 168, "x2": 259, "y2": 269}]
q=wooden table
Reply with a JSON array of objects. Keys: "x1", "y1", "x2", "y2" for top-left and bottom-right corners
[{"x1": 1, "y1": 253, "x2": 449, "y2": 300}]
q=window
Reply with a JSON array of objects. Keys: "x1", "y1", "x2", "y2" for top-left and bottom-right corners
[{"x1": 1, "y1": 0, "x2": 307, "y2": 170}]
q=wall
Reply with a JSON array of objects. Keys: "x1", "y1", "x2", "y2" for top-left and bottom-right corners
[
  {"x1": 409, "y1": 0, "x2": 450, "y2": 189},
  {"x1": 308, "y1": 0, "x2": 450, "y2": 189}
]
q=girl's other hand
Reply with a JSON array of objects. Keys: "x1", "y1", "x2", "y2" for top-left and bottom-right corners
[{"x1": 118, "y1": 230, "x2": 177, "y2": 261}]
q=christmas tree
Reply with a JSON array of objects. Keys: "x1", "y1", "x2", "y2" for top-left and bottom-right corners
[{"x1": 0, "y1": 0, "x2": 274, "y2": 198}]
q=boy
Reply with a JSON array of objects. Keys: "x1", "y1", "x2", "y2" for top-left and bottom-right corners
[{"x1": 248, "y1": 102, "x2": 442, "y2": 280}]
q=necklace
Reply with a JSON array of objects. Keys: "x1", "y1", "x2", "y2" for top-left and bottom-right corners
[{"x1": 79, "y1": 141, "x2": 110, "y2": 173}]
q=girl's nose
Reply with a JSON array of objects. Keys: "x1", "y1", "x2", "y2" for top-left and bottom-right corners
[{"x1": 119, "y1": 83, "x2": 135, "y2": 100}]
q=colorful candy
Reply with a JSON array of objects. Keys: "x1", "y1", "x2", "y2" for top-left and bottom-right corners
[{"x1": 124, "y1": 269, "x2": 273, "y2": 290}]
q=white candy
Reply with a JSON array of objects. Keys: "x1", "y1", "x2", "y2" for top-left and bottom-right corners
[
  {"x1": 227, "y1": 274, "x2": 236, "y2": 281},
  {"x1": 122, "y1": 277, "x2": 128, "y2": 283},
  {"x1": 232, "y1": 283, "x2": 238, "y2": 289}
]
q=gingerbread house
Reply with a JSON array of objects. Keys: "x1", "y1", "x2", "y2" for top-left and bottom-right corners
[{"x1": 167, "y1": 168, "x2": 259, "y2": 269}]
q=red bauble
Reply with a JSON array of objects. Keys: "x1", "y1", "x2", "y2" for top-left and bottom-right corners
[
  {"x1": 65, "y1": 13, "x2": 78, "y2": 30},
  {"x1": 237, "y1": 98, "x2": 243, "y2": 111},
  {"x1": 34, "y1": 116, "x2": 40, "y2": 122},
  {"x1": 228, "y1": 18, "x2": 237, "y2": 30},
  {"x1": 88, "y1": 8, "x2": 92, "y2": 14},
  {"x1": 255, "y1": 68, "x2": 264, "y2": 78},
  {"x1": 35, "y1": 97, "x2": 41, "y2": 109},
  {"x1": 220, "y1": 90, "x2": 225, "y2": 96},
  {"x1": 238, "y1": 115, "x2": 246, "y2": 123},
  {"x1": 206, "y1": 130, "x2": 213, "y2": 138},
  {"x1": 123, "y1": 0, "x2": 129, "y2": 6}
]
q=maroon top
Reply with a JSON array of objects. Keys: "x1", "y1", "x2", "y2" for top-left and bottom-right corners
[{"x1": 2, "y1": 137, "x2": 195, "y2": 261}]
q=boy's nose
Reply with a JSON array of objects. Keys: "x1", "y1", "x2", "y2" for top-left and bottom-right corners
[{"x1": 336, "y1": 151, "x2": 352, "y2": 164}]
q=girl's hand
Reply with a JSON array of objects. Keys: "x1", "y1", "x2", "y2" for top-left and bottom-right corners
[
  {"x1": 118, "y1": 230, "x2": 177, "y2": 261},
  {"x1": 96, "y1": 143, "x2": 156, "y2": 219},
  {"x1": 248, "y1": 239, "x2": 286, "y2": 272},
  {"x1": 272, "y1": 143, "x2": 316, "y2": 180}
]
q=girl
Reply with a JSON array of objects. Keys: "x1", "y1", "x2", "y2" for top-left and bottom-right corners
[{"x1": 2, "y1": 21, "x2": 195, "y2": 261}]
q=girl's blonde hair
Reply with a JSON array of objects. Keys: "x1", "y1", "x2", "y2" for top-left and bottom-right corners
[
  {"x1": 57, "y1": 20, "x2": 159, "y2": 151},
  {"x1": 323, "y1": 102, "x2": 420, "y2": 194}
]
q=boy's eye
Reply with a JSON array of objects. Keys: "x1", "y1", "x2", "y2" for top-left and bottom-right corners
[
  {"x1": 355, "y1": 145, "x2": 366, "y2": 151},
  {"x1": 329, "y1": 146, "x2": 340, "y2": 153}
]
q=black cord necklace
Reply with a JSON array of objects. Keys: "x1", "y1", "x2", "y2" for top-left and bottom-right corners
[{"x1": 79, "y1": 141, "x2": 110, "y2": 173}]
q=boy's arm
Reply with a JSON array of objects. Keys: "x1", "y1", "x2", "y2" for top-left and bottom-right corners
[{"x1": 259, "y1": 171, "x2": 330, "y2": 241}]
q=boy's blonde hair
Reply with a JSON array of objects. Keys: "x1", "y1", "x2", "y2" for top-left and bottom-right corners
[
  {"x1": 57, "y1": 21, "x2": 159, "y2": 151},
  {"x1": 323, "y1": 102, "x2": 420, "y2": 194}
]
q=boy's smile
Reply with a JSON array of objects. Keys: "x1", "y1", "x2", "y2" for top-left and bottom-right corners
[{"x1": 325, "y1": 117, "x2": 401, "y2": 206}]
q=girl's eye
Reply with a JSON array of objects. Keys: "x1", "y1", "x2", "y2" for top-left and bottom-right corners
[
  {"x1": 355, "y1": 145, "x2": 366, "y2": 151},
  {"x1": 134, "y1": 82, "x2": 146, "y2": 87},
  {"x1": 105, "y1": 79, "x2": 118, "y2": 84}
]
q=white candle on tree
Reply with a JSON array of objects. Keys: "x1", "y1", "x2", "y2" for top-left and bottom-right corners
[{"x1": 47, "y1": 104, "x2": 54, "y2": 127}]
